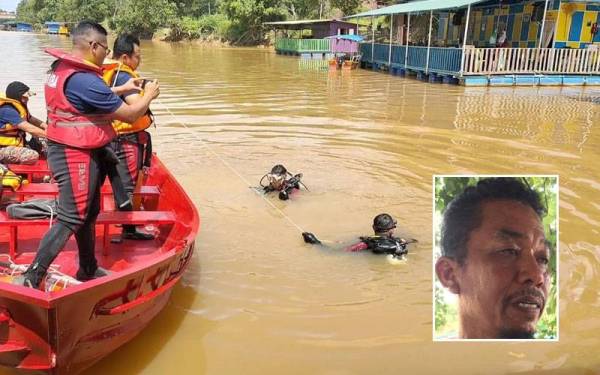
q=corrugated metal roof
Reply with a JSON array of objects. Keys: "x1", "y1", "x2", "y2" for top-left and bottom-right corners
[{"x1": 345, "y1": 0, "x2": 487, "y2": 18}]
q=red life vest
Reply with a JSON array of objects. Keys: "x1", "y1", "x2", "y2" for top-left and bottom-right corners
[{"x1": 44, "y1": 48, "x2": 116, "y2": 149}]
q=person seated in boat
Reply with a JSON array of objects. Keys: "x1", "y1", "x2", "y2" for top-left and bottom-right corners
[
  {"x1": 302, "y1": 213, "x2": 414, "y2": 258},
  {"x1": 16, "y1": 21, "x2": 160, "y2": 289},
  {"x1": 260, "y1": 164, "x2": 305, "y2": 201},
  {"x1": 103, "y1": 33, "x2": 154, "y2": 240},
  {"x1": 0, "y1": 81, "x2": 47, "y2": 165}
]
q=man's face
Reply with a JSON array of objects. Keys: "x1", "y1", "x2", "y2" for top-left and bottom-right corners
[
  {"x1": 90, "y1": 34, "x2": 110, "y2": 67},
  {"x1": 123, "y1": 44, "x2": 141, "y2": 70},
  {"x1": 456, "y1": 199, "x2": 550, "y2": 339}
]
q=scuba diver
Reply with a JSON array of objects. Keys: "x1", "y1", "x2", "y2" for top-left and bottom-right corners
[
  {"x1": 302, "y1": 213, "x2": 416, "y2": 258},
  {"x1": 260, "y1": 164, "x2": 307, "y2": 201}
]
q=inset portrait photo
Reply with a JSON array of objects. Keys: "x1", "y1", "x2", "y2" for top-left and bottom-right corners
[{"x1": 433, "y1": 176, "x2": 558, "y2": 341}]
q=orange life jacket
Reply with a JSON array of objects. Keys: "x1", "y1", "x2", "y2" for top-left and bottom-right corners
[
  {"x1": 103, "y1": 63, "x2": 153, "y2": 135},
  {"x1": 0, "y1": 97, "x2": 28, "y2": 147}
]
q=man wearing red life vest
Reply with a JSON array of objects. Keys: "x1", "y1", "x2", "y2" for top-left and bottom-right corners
[{"x1": 18, "y1": 21, "x2": 160, "y2": 289}]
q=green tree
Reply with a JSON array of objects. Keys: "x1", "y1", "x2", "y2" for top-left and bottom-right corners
[
  {"x1": 17, "y1": 0, "x2": 112, "y2": 24},
  {"x1": 16, "y1": 0, "x2": 46, "y2": 23},
  {"x1": 110, "y1": 0, "x2": 177, "y2": 37},
  {"x1": 172, "y1": 0, "x2": 219, "y2": 18},
  {"x1": 330, "y1": 0, "x2": 360, "y2": 16},
  {"x1": 57, "y1": 0, "x2": 112, "y2": 23},
  {"x1": 220, "y1": 0, "x2": 287, "y2": 44},
  {"x1": 281, "y1": 0, "x2": 322, "y2": 20}
]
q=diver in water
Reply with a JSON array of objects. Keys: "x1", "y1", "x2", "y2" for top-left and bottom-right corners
[
  {"x1": 260, "y1": 164, "x2": 306, "y2": 201},
  {"x1": 302, "y1": 213, "x2": 415, "y2": 258}
]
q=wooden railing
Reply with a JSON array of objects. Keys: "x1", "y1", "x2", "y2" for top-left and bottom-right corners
[
  {"x1": 275, "y1": 38, "x2": 331, "y2": 53},
  {"x1": 463, "y1": 47, "x2": 600, "y2": 75}
]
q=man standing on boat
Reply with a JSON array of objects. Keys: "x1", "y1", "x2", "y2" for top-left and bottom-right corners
[
  {"x1": 0, "y1": 81, "x2": 47, "y2": 164},
  {"x1": 103, "y1": 33, "x2": 155, "y2": 240},
  {"x1": 18, "y1": 21, "x2": 160, "y2": 289}
]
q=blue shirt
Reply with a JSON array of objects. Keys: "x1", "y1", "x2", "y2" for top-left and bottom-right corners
[
  {"x1": 64, "y1": 72, "x2": 123, "y2": 114},
  {"x1": 0, "y1": 105, "x2": 25, "y2": 129},
  {"x1": 113, "y1": 71, "x2": 138, "y2": 100}
]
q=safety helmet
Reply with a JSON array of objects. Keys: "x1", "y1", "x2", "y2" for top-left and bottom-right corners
[{"x1": 373, "y1": 213, "x2": 397, "y2": 232}]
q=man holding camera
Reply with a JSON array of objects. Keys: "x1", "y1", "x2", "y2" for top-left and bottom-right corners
[{"x1": 103, "y1": 33, "x2": 156, "y2": 240}]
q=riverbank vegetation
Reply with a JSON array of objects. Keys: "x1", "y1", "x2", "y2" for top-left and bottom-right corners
[{"x1": 16, "y1": 0, "x2": 377, "y2": 44}]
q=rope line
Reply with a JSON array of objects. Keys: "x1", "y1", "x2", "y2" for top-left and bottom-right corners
[{"x1": 155, "y1": 97, "x2": 306, "y2": 233}]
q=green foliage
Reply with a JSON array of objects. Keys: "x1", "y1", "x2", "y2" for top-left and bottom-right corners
[
  {"x1": 434, "y1": 286, "x2": 448, "y2": 331},
  {"x1": 168, "y1": 14, "x2": 230, "y2": 40},
  {"x1": 172, "y1": 0, "x2": 219, "y2": 18},
  {"x1": 220, "y1": 0, "x2": 287, "y2": 44},
  {"x1": 16, "y1": 0, "x2": 362, "y2": 42},
  {"x1": 110, "y1": 0, "x2": 178, "y2": 37},
  {"x1": 59, "y1": 0, "x2": 112, "y2": 23},
  {"x1": 329, "y1": 0, "x2": 361, "y2": 16},
  {"x1": 536, "y1": 277, "x2": 557, "y2": 339},
  {"x1": 16, "y1": 0, "x2": 47, "y2": 23},
  {"x1": 17, "y1": 0, "x2": 111, "y2": 24},
  {"x1": 434, "y1": 176, "x2": 558, "y2": 339}
]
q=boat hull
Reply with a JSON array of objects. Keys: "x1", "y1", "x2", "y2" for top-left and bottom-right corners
[{"x1": 0, "y1": 156, "x2": 199, "y2": 374}]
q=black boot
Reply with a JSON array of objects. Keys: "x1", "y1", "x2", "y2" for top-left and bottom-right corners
[
  {"x1": 76, "y1": 266, "x2": 110, "y2": 282},
  {"x1": 13, "y1": 263, "x2": 47, "y2": 289},
  {"x1": 122, "y1": 225, "x2": 155, "y2": 240}
]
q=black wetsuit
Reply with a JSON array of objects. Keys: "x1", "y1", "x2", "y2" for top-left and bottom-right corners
[{"x1": 358, "y1": 236, "x2": 408, "y2": 256}]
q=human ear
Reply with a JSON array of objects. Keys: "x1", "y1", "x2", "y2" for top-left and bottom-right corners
[{"x1": 435, "y1": 256, "x2": 461, "y2": 294}]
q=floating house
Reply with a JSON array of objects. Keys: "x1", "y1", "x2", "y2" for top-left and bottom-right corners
[
  {"x1": 347, "y1": 0, "x2": 600, "y2": 86},
  {"x1": 264, "y1": 19, "x2": 360, "y2": 59},
  {"x1": 45, "y1": 22, "x2": 69, "y2": 35},
  {"x1": 15, "y1": 22, "x2": 32, "y2": 32}
]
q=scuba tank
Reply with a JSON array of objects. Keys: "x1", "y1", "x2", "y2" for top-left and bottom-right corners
[
  {"x1": 278, "y1": 173, "x2": 302, "y2": 201},
  {"x1": 359, "y1": 236, "x2": 408, "y2": 256}
]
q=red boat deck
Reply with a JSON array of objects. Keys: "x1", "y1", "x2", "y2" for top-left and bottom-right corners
[{"x1": 0, "y1": 156, "x2": 199, "y2": 374}]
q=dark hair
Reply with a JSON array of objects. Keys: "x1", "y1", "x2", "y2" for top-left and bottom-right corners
[
  {"x1": 440, "y1": 177, "x2": 546, "y2": 264},
  {"x1": 71, "y1": 21, "x2": 107, "y2": 45},
  {"x1": 113, "y1": 33, "x2": 140, "y2": 59},
  {"x1": 270, "y1": 164, "x2": 288, "y2": 176}
]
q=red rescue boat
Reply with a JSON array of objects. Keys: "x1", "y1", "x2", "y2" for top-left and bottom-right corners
[{"x1": 0, "y1": 155, "x2": 199, "y2": 374}]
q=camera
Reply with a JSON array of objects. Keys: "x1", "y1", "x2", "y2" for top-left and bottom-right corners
[{"x1": 141, "y1": 79, "x2": 153, "y2": 89}]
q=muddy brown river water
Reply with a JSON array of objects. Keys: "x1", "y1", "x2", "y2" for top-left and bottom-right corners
[{"x1": 1, "y1": 31, "x2": 599, "y2": 374}]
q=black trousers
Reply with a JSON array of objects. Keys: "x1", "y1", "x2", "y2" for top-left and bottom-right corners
[{"x1": 29, "y1": 141, "x2": 111, "y2": 274}]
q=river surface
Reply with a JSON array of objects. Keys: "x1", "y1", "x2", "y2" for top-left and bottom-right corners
[{"x1": 1, "y1": 31, "x2": 599, "y2": 375}]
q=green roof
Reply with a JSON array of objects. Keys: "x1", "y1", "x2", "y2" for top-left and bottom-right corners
[{"x1": 345, "y1": 0, "x2": 487, "y2": 18}]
